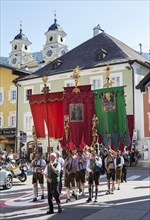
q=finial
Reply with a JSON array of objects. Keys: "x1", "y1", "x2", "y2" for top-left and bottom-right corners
[
  {"x1": 103, "y1": 64, "x2": 113, "y2": 88},
  {"x1": 54, "y1": 10, "x2": 57, "y2": 23},
  {"x1": 71, "y1": 66, "x2": 81, "y2": 93},
  {"x1": 41, "y1": 76, "x2": 50, "y2": 94},
  {"x1": 20, "y1": 20, "x2": 22, "y2": 32}
]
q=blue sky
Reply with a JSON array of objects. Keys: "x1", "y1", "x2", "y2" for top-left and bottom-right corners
[{"x1": 0, "y1": 0, "x2": 149, "y2": 57}]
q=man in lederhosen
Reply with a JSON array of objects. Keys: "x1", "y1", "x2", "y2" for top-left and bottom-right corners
[
  {"x1": 75, "y1": 148, "x2": 86, "y2": 196},
  {"x1": 105, "y1": 148, "x2": 116, "y2": 195},
  {"x1": 63, "y1": 149, "x2": 78, "y2": 202},
  {"x1": 30, "y1": 151, "x2": 46, "y2": 202},
  {"x1": 86, "y1": 149, "x2": 102, "y2": 202}
]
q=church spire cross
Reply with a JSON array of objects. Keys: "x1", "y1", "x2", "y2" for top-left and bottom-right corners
[
  {"x1": 54, "y1": 10, "x2": 57, "y2": 23},
  {"x1": 20, "y1": 20, "x2": 22, "y2": 32}
]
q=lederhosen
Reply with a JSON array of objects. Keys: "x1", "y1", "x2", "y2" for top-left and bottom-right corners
[
  {"x1": 32, "y1": 159, "x2": 44, "y2": 184},
  {"x1": 106, "y1": 156, "x2": 115, "y2": 181},
  {"x1": 88, "y1": 157, "x2": 100, "y2": 186},
  {"x1": 116, "y1": 156, "x2": 122, "y2": 180},
  {"x1": 76, "y1": 156, "x2": 86, "y2": 184},
  {"x1": 64, "y1": 157, "x2": 76, "y2": 188}
]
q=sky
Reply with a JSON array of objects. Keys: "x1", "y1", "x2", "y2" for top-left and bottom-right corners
[{"x1": 0, "y1": 0, "x2": 150, "y2": 57}]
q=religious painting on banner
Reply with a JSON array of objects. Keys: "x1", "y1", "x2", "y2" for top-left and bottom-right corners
[
  {"x1": 61, "y1": 85, "x2": 95, "y2": 147},
  {"x1": 102, "y1": 92, "x2": 116, "y2": 112},
  {"x1": 70, "y1": 103, "x2": 84, "y2": 122}
]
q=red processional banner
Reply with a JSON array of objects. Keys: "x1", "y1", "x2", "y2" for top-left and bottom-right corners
[
  {"x1": 28, "y1": 92, "x2": 64, "y2": 140},
  {"x1": 61, "y1": 85, "x2": 95, "y2": 149}
]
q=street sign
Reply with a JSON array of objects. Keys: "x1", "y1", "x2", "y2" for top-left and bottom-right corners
[{"x1": 20, "y1": 131, "x2": 27, "y2": 143}]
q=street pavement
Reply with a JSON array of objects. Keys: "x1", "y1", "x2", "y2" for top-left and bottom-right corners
[{"x1": 0, "y1": 166, "x2": 150, "y2": 220}]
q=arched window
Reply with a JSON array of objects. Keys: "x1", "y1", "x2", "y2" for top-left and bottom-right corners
[{"x1": 49, "y1": 36, "x2": 53, "y2": 41}]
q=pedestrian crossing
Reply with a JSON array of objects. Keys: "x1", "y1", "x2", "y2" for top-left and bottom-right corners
[
  {"x1": 100, "y1": 174, "x2": 150, "y2": 181},
  {"x1": 126, "y1": 175, "x2": 141, "y2": 180}
]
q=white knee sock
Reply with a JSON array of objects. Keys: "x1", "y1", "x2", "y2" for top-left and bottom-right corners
[{"x1": 33, "y1": 187, "x2": 37, "y2": 198}]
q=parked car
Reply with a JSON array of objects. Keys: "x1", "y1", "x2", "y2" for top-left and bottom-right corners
[{"x1": 0, "y1": 166, "x2": 13, "y2": 189}]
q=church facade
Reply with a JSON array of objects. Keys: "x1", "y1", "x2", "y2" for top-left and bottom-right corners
[{"x1": 8, "y1": 16, "x2": 68, "y2": 72}]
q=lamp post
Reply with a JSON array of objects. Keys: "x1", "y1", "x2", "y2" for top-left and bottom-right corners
[{"x1": 41, "y1": 76, "x2": 51, "y2": 161}]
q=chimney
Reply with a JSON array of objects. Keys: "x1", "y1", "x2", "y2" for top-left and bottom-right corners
[{"x1": 93, "y1": 24, "x2": 104, "y2": 37}]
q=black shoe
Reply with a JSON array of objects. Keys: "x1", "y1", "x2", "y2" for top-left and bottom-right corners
[
  {"x1": 41, "y1": 195, "x2": 44, "y2": 199},
  {"x1": 66, "y1": 198, "x2": 71, "y2": 203},
  {"x1": 46, "y1": 210, "x2": 54, "y2": 215},
  {"x1": 72, "y1": 193, "x2": 78, "y2": 200},
  {"x1": 86, "y1": 198, "x2": 92, "y2": 203},
  {"x1": 33, "y1": 198, "x2": 37, "y2": 202},
  {"x1": 79, "y1": 188, "x2": 82, "y2": 193},
  {"x1": 94, "y1": 199, "x2": 98, "y2": 202},
  {"x1": 58, "y1": 207, "x2": 62, "y2": 213},
  {"x1": 106, "y1": 191, "x2": 110, "y2": 195}
]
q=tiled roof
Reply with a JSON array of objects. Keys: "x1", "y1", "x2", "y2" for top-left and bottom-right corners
[{"x1": 15, "y1": 32, "x2": 150, "y2": 81}]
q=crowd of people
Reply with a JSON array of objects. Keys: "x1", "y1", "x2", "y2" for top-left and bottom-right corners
[{"x1": 29, "y1": 145, "x2": 134, "y2": 215}]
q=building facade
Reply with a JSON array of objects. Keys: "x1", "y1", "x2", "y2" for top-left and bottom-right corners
[
  {"x1": 15, "y1": 27, "x2": 150, "y2": 159},
  {"x1": 0, "y1": 64, "x2": 28, "y2": 153}
]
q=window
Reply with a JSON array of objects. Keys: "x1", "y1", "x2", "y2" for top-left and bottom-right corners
[
  {"x1": 0, "y1": 88, "x2": 4, "y2": 105},
  {"x1": 110, "y1": 73, "x2": 123, "y2": 87},
  {"x1": 95, "y1": 49, "x2": 107, "y2": 61},
  {"x1": 9, "y1": 87, "x2": 17, "y2": 103},
  {"x1": 24, "y1": 112, "x2": 33, "y2": 131},
  {"x1": 24, "y1": 86, "x2": 34, "y2": 103},
  {"x1": 49, "y1": 36, "x2": 53, "y2": 41},
  {"x1": 64, "y1": 80, "x2": 75, "y2": 87},
  {"x1": 90, "y1": 75, "x2": 103, "y2": 90},
  {"x1": 9, "y1": 115, "x2": 16, "y2": 127}
]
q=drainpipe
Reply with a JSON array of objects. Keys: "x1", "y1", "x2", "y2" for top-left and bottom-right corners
[
  {"x1": 14, "y1": 83, "x2": 21, "y2": 153},
  {"x1": 128, "y1": 60, "x2": 135, "y2": 128}
]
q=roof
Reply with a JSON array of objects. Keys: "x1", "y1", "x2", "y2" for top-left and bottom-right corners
[
  {"x1": 136, "y1": 72, "x2": 150, "y2": 92},
  {"x1": 0, "y1": 63, "x2": 30, "y2": 77},
  {"x1": 14, "y1": 29, "x2": 30, "y2": 43},
  {"x1": 48, "y1": 18, "x2": 63, "y2": 32},
  {"x1": 17, "y1": 32, "x2": 150, "y2": 81},
  {"x1": 14, "y1": 29, "x2": 27, "y2": 40}
]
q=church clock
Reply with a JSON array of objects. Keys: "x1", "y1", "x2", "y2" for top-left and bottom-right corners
[
  {"x1": 46, "y1": 50, "x2": 53, "y2": 57},
  {"x1": 12, "y1": 57, "x2": 17, "y2": 64}
]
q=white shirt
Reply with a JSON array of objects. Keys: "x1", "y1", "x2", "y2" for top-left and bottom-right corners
[
  {"x1": 56, "y1": 157, "x2": 64, "y2": 170},
  {"x1": 31, "y1": 159, "x2": 46, "y2": 173},
  {"x1": 43, "y1": 162, "x2": 61, "y2": 176}
]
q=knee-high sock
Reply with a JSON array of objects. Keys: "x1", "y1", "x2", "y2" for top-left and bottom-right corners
[
  {"x1": 82, "y1": 184, "x2": 85, "y2": 195},
  {"x1": 66, "y1": 188, "x2": 70, "y2": 199},
  {"x1": 33, "y1": 187, "x2": 37, "y2": 198},
  {"x1": 91, "y1": 186, "x2": 94, "y2": 198},
  {"x1": 41, "y1": 185, "x2": 44, "y2": 195},
  {"x1": 95, "y1": 188, "x2": 98, "y2": 199},
  {"x1": 108, "y1": 180, "x2": 110, "y2": 191},
  {"x1": 88, "y1": 188, "x2": 92, "y2": 199}
]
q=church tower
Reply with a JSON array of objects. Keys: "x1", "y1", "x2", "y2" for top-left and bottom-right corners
[
  {"x1": 8, "y1": 22, "x2": 37, "y2": 70},
  {"x1": 42, "y1": 12, "x2": 68, "y2": 64}
]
